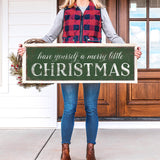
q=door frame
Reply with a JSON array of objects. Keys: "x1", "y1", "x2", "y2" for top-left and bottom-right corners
[{"x1": 117, "y1": 0, "x2": 160, "y2": 119}]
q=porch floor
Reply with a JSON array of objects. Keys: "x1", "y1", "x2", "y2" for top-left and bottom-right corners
[{"x1": 0, "y1": 129, "x2": 160, "y2": 160}]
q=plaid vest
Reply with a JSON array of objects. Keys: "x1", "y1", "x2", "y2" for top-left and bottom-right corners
[{"x1": 62, "y1": 1, "x2": 102, "y2": 43}]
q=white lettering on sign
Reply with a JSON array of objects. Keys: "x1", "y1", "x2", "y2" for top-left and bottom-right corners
[
  {"x1": 108, "y1": 52, "x2": 123, "y2": 59},
  {"x1": 37, "y1": 52, "x2": 52, "y2": 60},
  {"x1": 31, "y1": 63, "x2": 131, "y2": 77},
  {"x1": 108, "y1": 63, "x2": 120, "y2": 76},
  {"x1": 74, "y1": 63, "x2": 83, "y2": 76},
  {"x1": 121, "y1": 63, "x2": 130, "y2": 76},
  {"x1": 57, "y1": 63, "x2": 67, "y2": 76},
  {"x1": 31, "y1": 63, "x2": 42, "y2": 76},
  {"x1": 95, "y1": 63, "x2": 107, "y2": 76}
]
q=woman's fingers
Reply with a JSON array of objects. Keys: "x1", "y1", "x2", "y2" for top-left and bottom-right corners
[
  {"x1": 135, "y1": 53, "x2": 141, "y2": 59},
  {"x1": 135, "y1": 47, "x2": 142, "y2": 59},
  {"x1": 19, "y1": 44, "x2": 23, "y2": 48},
  {"x1": 18, "y1": 44, "x2": 26, "y2": 56},
  {"x1": 137, "y1": 46, "x2": 141, "y2": 51},
  {"x1": 135, "y1": 51, "x2": 141, "y2": 59}
]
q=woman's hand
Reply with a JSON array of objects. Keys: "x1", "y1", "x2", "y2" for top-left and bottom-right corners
[
  {"x1": 135, "y1": 47, "x2": 142, "y2": 59},
  {"x1": 18, "y1": 44, "x2": 26, "y2": 57},
  {"x1": 18, "y1": 39, "x2": 46, "y2": 57}
]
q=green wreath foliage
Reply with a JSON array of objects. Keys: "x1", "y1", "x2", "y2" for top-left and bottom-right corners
[
  {"x1": 8, "y1": 51, "x2": 51, "y2": 92},
  {"x1": 8, "y1": 39, "x2": 53, "y2": 91}
]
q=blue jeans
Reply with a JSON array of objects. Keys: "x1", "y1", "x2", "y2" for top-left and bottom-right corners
[{"x1": 61, "y1": 83, "x2": 100, "y2": 144}]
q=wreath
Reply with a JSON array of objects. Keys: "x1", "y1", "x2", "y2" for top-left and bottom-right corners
[{"x1": 8, "y1": 38, "x2": 51, "y2": 91}]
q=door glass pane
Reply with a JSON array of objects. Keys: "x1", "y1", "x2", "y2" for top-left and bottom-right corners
[
  {"x1": 150, "y1": 22, "x2": 160, "y2": 68},
  {"x1": 150, "y1": 0, "x2": 160, "y2": 18},
  {"x1": 129, "y1": 0, "x2": 146, "y2": 18},
  {"x1": 130, "y1": 21, "x2": 146, "y2": 68}
]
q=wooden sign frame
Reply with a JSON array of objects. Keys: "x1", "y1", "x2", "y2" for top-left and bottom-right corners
[{"x1": 22, "y1": 43, "x2": 137, "y2": 84}]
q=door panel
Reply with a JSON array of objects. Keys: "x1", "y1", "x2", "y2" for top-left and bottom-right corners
[
  {"x1": 118, "y1": 82, "x2": 160, "y2": 117},
  {"x1": 131, "y1": 82, "x2": 160, "y2": 100}
]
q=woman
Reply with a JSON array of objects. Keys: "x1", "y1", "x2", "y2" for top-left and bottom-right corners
[{"x1": 18, "y1": 0, "x2": 142, "y2": 159}]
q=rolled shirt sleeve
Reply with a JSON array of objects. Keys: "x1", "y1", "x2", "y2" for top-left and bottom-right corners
[
  {"x1": 101, "y1": 7, "x2": 125, "y2": 44},
  {"x1": 42, "y1": 9, "x2": 64, "y2": 43}
]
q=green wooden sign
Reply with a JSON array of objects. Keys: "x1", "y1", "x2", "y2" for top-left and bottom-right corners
[{"x1": 22, "y1": 43, "x2": 137, "y2": 83}]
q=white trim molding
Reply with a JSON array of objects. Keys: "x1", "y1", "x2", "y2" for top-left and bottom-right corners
[{"x1": 0, "y1": 0, "x2": 9, "y2": 93}]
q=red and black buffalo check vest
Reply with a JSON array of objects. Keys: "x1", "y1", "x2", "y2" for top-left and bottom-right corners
[{"x1": 62, "y1": 1, "x2": 102, "y2": 43}]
